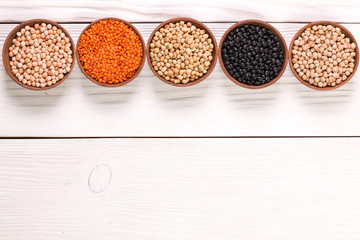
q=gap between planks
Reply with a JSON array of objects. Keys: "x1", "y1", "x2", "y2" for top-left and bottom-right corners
[
  {"x1": 1, "y1": 136, "x2": 360, "y2": 139},
  {"x1": 2, "y1": 21, "x2": 360, "y2": 24}
]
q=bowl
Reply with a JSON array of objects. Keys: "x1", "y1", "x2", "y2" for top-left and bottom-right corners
[
  {"x1": 76, "y1": 17, "x2": 145, "y2": 87},
  {"x1": 289, "y1": 21, "x2": 359, "y2": 90},
  {"x1": 2, "y1": 19, "x2": 75, "y2": 90},
  {"x1": 146, "y1": 17, "x2": 218, "y2": 87},
  {"x1": 219, "y1": 20, "x2": 288, "y2": 89}
]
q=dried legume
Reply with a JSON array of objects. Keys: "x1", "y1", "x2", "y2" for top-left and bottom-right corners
[
  {"x1": 9, "y1": 23, "x2": 73, "y2": 88},
  {"x1": 291, "y1": 24, "x2": 357, "y2": 88},
  {"x1": 78, "y1": 19, "x2": 143, "y2": 85},
  {"x1": 221, "y1": 24, "x2": 285, "y2": 86},
  {"x1": 149, "y1": 21, "x2": 214, "y2": 84}
]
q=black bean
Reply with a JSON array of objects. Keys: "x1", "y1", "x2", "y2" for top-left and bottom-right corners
[{"x1": 222, "y1": 24, "x2": 284, "y2": 86}]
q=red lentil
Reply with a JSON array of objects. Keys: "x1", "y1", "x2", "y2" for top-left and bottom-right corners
[{"x1": 78, "y1": 19, "x2": 143, "y2": 84}]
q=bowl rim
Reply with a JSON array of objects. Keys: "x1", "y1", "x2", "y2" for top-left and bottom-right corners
[
  {"x1": 76, "y1": 17, "x2": 146, "y2": 87},
  {"x1": 146, "y1": 17, "x2": 218, "y2": 87},
  {"x1": 289, "y1": 20, "x2": 360, "y2": 91},
  {"x1": 218, "y1": 19, "x2": 289, "y2": 89},
  {"x1": 2, "y1": 19, "x2": 76, "y2": 91}
]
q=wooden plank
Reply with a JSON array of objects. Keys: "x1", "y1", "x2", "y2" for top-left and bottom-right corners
[
  {"x1": 0, "y1": 138, "x2": 360, "y2": 239},
  {"x1": 0, "y1": 22, "x2": 360, "y2": 137},
  {"x1": 0, "y1": 0, "x2": 359, "y2": 23}
]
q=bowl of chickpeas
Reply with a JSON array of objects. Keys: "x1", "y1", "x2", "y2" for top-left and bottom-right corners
[
  {"x1": 147, "y1": 17, "x2": 218, "y2": 87},
  {"x1": 289, "y1": 21, "x2": 359, "y2": 90},
  {"x1": 2, "y1": 19, "x2": 75, "y2": 90}
]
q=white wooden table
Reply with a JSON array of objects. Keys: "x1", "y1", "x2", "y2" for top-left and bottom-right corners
[{"x1": 1, "y1": 1, "x2": 360, "y2": 239}]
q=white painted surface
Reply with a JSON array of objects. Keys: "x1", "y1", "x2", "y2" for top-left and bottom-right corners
[
  {"x1": 0, "y1": 0, "x2": 360, "y2": 22},
  {"x1": 88, "y1": 164, "x2": 112, "y2": 193},
  {"x1": 1, "y1": 138, "x2": 360, "y2": 240},
  {"x1": 1, "y1": 1, "x2": 360, "y2": 239},
  {"x1": 1, "y1": 23, "x2": 360, "y2": 137}
]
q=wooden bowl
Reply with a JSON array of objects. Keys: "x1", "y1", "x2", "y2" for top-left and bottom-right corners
[
  {"x1": 2, "y1": 19, "x2": 75, "y2": 90},
  {"x1": 76, "y1": 18, "x2": 145, "y2": 87},
  {"x1": 146, "y1": 17, "x2": 218, "y2": 87},
  {"x1": 289, "y1": 21, "x2": 359, "y2": 90},
  {"x1": 219, "y1": 20, "x2": 288, "y2": 89}
]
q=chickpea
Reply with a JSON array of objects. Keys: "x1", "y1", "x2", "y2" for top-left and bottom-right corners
[
  {"x1": 292, "y1": 24, "x2": 356, "y2": 88},
  {"x1": 149, "y1": 21, "x2": 214, "y2": 84},
  {"x1": 8, "y1": 23, "x2": 73, "y2": 88}
]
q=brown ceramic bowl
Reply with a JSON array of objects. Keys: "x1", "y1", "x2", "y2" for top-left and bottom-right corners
[
  {"x1": 2, "y1": 19, "x2": 75, "y2": 90},
  {"x1": 289, "y1": 21, "x2": 359, "y2": 90},
  {"x1": 76, "y1": 17, "x2": 145, "y2": 87},
  {"x1": 146, "y1": 17, "x2": 218, "y2": 87},
  {"x1": 219, "y1": 20, "x2": 288, "y2": 89}
]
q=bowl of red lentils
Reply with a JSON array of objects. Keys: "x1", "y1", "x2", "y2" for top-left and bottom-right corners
[
  {"x1": 2, "y1": 19, "x2": 75, "y2": 90},
  {"x1": 147, "y1": 17, "x2": 218, "y2": 87},
  {"x1": 289, "y1": 21, "x2": 359, "y2": 90},
  {"x1": 76, "y1": 18, "x2": 145, "y2": 87}
]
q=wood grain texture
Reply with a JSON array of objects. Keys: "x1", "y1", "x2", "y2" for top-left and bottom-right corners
[
  {"x1": 0, "y1": 0, "x2": 360, "y2": 22},
  {"x1": 1, "y1": 23, "x2": 360, "y2": 137},
  {"x1": 1, "y1": 138, "x2": 360, "y2": 240}
]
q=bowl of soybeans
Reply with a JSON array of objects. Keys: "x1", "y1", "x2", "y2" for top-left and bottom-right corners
[
  {"x1": 76, "y1": 18, "x2": 145, "y2": 87},
  {"x1": 289, "y1": 21, "x2": 359, "y2": 90},
  {"x1": 2, "y1": 19, "x2": 75, "y2": 90},
  {"x1": 147, "y1": 17, "x2": 218, "y2": 87}
]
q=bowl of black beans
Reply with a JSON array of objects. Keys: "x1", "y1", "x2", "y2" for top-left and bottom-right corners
[{"x1": 219, "y1": 20, "x2": 288, "y2": 89}]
